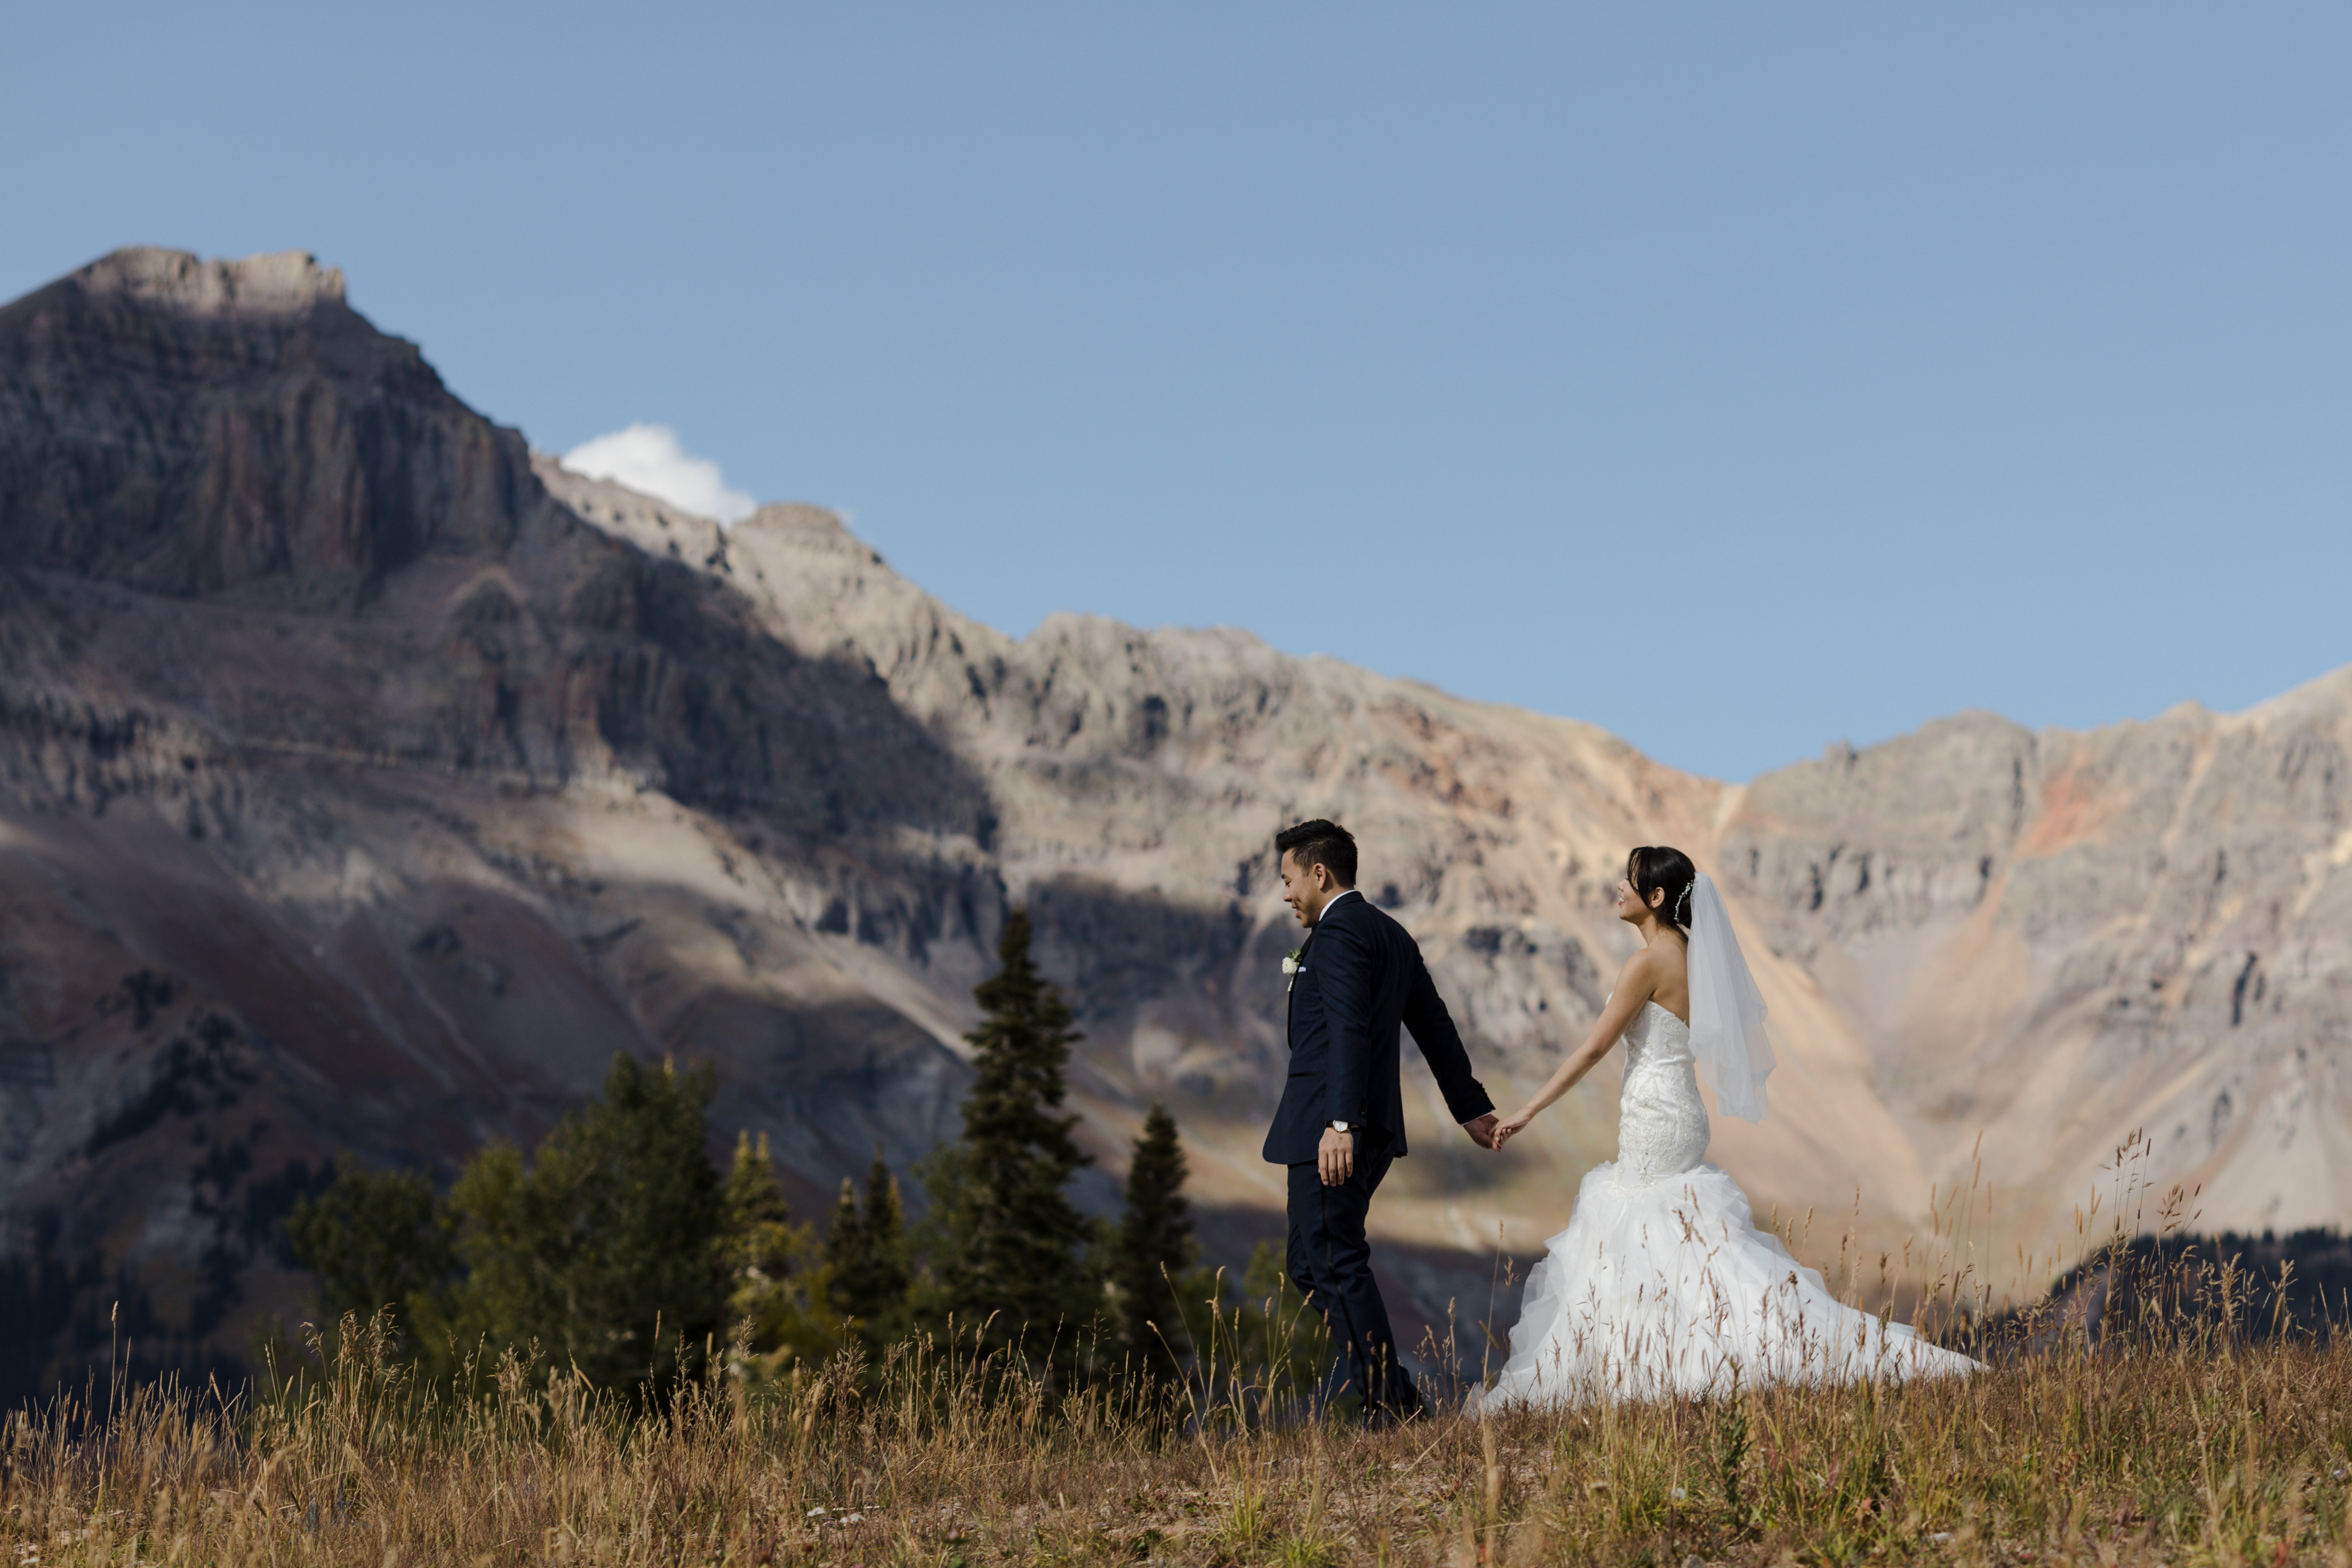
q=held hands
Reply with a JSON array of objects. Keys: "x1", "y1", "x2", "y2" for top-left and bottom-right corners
[
  {"x1": 1488, "y1": 1107, "x2": 1537, "y2": 1151},
  {"x1": 1335, "y1": 1112, "x2": 1514, "y2": 1178}
]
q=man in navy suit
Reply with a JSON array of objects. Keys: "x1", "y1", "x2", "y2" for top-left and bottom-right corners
[{"x1": 1264, "y1": 818, "x2": 1498, "y2": 1422}]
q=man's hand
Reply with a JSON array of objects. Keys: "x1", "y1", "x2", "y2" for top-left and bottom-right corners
[
  {"x1": 1462, "y1": 1112, "x2": 1501, "y2": 1151},
  {"x1": 1318, "y1": 1125, "x2": 1355, "y2": 1185}
]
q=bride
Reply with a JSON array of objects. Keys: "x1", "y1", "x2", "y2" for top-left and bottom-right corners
[{"x1": 1477, "y1": 846, "x2": 1980, "y2": 1407}]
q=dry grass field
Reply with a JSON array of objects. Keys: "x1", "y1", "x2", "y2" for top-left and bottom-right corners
[
  {"x1": 2, "y1": 1279, "x2": 2346, "y2": 1568},
  {"x1": 6, "y1": 1154, "x2": 2346, "y2": 1568}
]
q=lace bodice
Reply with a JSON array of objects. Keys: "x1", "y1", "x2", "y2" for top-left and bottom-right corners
[{"x1": 1615, "y1": 1002, "x2": 1710, "y2": 1185}]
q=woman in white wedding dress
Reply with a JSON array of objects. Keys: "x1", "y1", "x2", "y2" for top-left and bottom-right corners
[{"x1": 1477, "y1": 846, "x2": 1980, "y2": 1407}]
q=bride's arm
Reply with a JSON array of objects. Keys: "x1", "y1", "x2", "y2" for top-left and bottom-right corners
[{"x1": 1490, "y1": 952, "x2": 1657, "y2": 1149}]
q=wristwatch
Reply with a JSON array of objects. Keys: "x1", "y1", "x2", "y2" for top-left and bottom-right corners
[{"x1": 1327, "y1": 1120, "x2": 1351, "y2": 1133}]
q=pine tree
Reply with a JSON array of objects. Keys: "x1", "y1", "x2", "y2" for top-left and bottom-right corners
[
  {"x1": 289, "y1": 1059, "x2": 767, "y2": 1389},
  {"x1": 285, "y1": 1155, "x2": 454, "y2": 1352},
  {"x1": 1115, "y1": 1103, "x2": 1197, "y2": 1388},
  {"x1": 445, "y1": 1053, "x2": 726, "y2": 1390},
  {"x1": 823, "y1": 1176, "x2": 866, "y2": 1293},
  {"x1": 824, "y1": 1149, "x2": 911, "y2": 1354},
  {"x1": 923, "y1": 908, "x2": 1098, "y2": 1370},
  {"x1": 717, "y1": 1130, "x2": 838, "y2": 1372},
  {"x1": 722, "y1": 1131, "x2": 797, "y2": 1282},
  {"x1": 852, "y1": 1150, "x2": 911, "y2": 1318}
]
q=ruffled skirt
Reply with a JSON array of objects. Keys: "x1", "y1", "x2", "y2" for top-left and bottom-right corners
[{"x1": 1473, "y1": 1160, "x2": 1981, "y2": 1409}]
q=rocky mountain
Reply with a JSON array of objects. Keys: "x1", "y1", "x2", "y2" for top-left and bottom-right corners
[
  {"x1": 0, "y1": 248, "x2": 2343, "y2": 1394},
  {"x1": 1719, "y1": 686, "x2": 2352, "y2": 1266}
]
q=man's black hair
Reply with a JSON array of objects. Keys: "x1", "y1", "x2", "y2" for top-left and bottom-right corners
[{"x1": 1275, "y1": 818, "x2": 1358, "y2": 889}]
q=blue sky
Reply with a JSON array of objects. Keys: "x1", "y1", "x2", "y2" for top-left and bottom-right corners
[{"x1": 5, "y1": 5, "x2": 2346, "y2": 781}]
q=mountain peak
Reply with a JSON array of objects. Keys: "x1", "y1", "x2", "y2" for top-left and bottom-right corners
[
  {"x1": 62, "y1": 247, "x2": 347, "y2": 317},
  {"x1": 0, "y1": 247, "x2": 519, "y2": 606},
  {"x1": 734, "y1": 500, "x2": 879, "y2": 562}
]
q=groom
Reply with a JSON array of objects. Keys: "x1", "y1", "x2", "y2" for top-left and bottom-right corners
[{"x1": 1264, "y1": 819, "x2": 1498, "y2": 1422}]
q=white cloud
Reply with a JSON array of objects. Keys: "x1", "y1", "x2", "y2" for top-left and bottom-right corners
[{"x1": 560, "y1": 423, "x2": 758, "y2": 525}]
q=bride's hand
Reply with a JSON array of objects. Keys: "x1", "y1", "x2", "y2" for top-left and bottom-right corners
[{"x1": 1490, "y1": 1107, "x2": 1536, "y2": 1149}]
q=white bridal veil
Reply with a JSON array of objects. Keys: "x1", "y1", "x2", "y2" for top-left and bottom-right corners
[{"x1": 1685, "y1": 872, "x2": 1774, "y2": 1121}]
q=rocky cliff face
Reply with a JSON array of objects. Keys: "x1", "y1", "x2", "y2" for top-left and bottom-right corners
[
  {"x1": 0, "y1": 248, "x2": 2342, "y2": 1395},
  {"x1": 0, "y1": 249, "x2": 520, "y2": 607},
  {"x1": 0, "y1": 250, "x2": 1000, "y2": 1391},
  {"x1": 1719, "y1": 685, "x2": 2352, "y2": 1258}
]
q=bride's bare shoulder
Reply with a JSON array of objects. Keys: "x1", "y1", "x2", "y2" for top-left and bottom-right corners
[
  {"x1": 1618, "y1": 945, "x2": 1693, "y2": 1006},
  {"x1": 1615, "y1": 945, "x2": 1661, "y2": 993}
]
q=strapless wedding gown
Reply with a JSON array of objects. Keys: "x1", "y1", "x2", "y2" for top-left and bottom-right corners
[{"x1": 1478, "y1": 1002, "x2": 1980, "y2": 1407}]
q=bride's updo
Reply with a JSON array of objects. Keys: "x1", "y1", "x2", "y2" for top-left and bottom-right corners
[{"x1": 1627, "y1": 846, "x2": 1698, "y2": 933}]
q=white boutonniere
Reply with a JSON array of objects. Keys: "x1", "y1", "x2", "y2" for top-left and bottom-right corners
[{"x1": 1283, "y1": 947, "x2": 1304, "y2": 992}]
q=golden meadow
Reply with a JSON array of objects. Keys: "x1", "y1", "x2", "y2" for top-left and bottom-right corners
[{"x1": 6, "y1": 1152, "x2": 2347, "y2": 1567}]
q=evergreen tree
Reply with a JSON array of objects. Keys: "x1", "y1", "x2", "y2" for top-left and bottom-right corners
[
  {"x1": 1115, "y1": 1104, "x2": 1197, "y2": 1387},
  {"x1": 824, "y1": 1149, "x2": 912, "y2": 1353},
  {"x1": 722, "y1": 1130, "x2": 833, "y2": 1371},
  {"x1": 862, "y1": 1152, "x2": 904, "y2": 1260},
  {"x1": 823, "y1": 1176, "x2": 866, "y2": 1296},
  {"x1": 722, "y1": 1130, "x2": 797, "y2": 1283},
  {"x1": 922, "y1": 909, "x2": 1098, "y2": 1369},
  {"x1": 285, "y1": 1155, "x2": 454, "y2": 1350},
  {"x1": 288, "y1": 1056, "x2": 744, "y2": 1390},
  {"x1": 445, "y1": 1053, "x2": 726, "y2": 1389}
]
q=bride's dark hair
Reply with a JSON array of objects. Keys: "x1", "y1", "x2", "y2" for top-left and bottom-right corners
[{"x1": 1626, "y1": 846, "x2": 1697, "y2": 933}]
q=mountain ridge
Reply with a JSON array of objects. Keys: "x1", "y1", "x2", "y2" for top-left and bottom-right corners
[{"x1": 0, "y1": 247, "x2": 2343, "y2": 1395}]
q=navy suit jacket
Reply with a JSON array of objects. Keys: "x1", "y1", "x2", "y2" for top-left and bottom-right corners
[{"x1": 1263, "y1": 891, "x2": 1495, "y2": 1165}]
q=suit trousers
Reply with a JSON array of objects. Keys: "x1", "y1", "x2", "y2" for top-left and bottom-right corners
[{"x1": 1285, "y1": 1130, "x2": 1419, "y2": 1419}]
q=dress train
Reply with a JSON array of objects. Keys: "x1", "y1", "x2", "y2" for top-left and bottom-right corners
[{"x1": 1476, "y1": 1003, "x2": 1979, "y2": 1408}]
